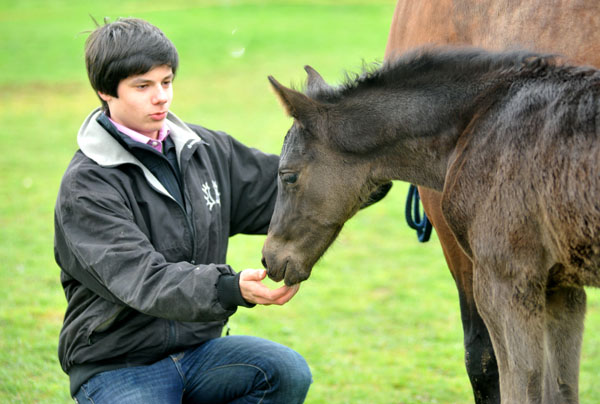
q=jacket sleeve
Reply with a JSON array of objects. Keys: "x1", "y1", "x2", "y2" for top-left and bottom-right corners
[
  {"x1": 55, "y1": 168, "x2": 237, "y2": 322},
  {"x1": 225, "y1": 135, "x2": 280, "y2": 235}
]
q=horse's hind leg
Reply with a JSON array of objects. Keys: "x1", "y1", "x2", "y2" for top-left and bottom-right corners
[
  {"x1": 419, "y1": 188, "x2": 500, "y2": 404},
  {"x1": 543, "y1": 286, "x2": 586, "y2": 404}
]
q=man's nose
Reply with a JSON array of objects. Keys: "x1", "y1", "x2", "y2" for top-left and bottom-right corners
[{"x1": 153, "y1": 86, "x2": 169, "y2": 104}]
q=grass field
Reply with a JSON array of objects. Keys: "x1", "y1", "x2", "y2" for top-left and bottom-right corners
[{"x1": 1, "y1": 1, "x2": 599, "y2": 403}]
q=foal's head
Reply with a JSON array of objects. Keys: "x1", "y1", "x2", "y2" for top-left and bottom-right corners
[{"x1": 261, "y1": 65, "x2": 393, "y2": 285}]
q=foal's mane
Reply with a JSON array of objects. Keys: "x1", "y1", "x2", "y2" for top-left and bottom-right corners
[{"x1": 307, "y1": 47, "x2": 562, "y2": 102}]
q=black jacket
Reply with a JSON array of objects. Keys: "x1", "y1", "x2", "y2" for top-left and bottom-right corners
[{"x1": 54, "y1": 108, "x2": 279, "y2": 395}]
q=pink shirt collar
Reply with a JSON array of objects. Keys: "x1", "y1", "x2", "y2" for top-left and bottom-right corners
[{"x1": 108, "y1": 116, "x2": 170, "y2": 153}]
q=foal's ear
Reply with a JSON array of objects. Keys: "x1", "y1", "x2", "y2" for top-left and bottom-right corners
[
  {"x1": 304, "y1": 65, "x2": 332, "y2": 94},
  {"x1": 268, "y1": 76, "x2": 319, "y2": 121}
]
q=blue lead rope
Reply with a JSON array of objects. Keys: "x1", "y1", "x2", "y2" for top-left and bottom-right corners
[{"x1": 405, "y1": 184, "x2": 433, "y2": 242}]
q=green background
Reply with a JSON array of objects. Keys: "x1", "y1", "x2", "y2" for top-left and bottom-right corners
[{"x1": 1, "y1": 1, "x2": 598, "y2": 403}]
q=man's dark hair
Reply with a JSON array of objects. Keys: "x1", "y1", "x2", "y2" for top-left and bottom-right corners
[{"x1": 85, "y1": 17, "x2": 179, "y2": 111}]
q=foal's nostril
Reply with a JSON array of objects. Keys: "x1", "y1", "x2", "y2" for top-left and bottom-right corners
[{"x1": 261, "y1": 257, "x2": 268, "y2": 269}]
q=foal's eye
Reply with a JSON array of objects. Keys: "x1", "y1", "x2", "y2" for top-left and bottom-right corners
[{"x1": 280, "y1": 172, "x2": 298, "y2": 185}]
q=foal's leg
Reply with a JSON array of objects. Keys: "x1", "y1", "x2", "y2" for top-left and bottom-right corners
[
  {"x1": 543, "y1": 286, "x2": 586, "y2": 404},
  {"x1": 419, "y1": 188, "x2": 500, "y2": 404},
  {"x1": 472, "y1": 261, "x2": 547, "y2": 404}
]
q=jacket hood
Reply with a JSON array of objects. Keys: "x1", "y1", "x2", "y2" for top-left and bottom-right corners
[{"x1": 77, "y1": 108, "x2": 203, "y2": 200}]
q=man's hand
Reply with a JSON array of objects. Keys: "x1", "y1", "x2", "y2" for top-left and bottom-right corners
[{"x1": 239, "y1": 269, "x2": 300, "y2": 305}]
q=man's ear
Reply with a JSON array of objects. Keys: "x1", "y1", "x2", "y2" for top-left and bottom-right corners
[
  {"x1": 97, "y1": 91, "x2": 113, "y2": 102},
  {"x1": 268, "y1": 76, "x2": 321, "y2": 121}
]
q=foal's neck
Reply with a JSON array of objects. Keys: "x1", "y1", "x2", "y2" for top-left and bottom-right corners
[{"x1": 375, "y1": 72, "x2": 504, "y2": 191}]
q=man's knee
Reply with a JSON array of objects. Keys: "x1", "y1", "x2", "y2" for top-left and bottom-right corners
[
  {"x1": 273, "y1": 347, "x2": 312, "y2": 402},
  {"x1": 248, "y1": 337, "x2": 312, "y2": 399},
  {"x1": 281, "y1": 347, "x2": 312, "y2": 390}
]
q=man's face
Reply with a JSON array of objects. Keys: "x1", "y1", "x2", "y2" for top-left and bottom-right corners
[{"x1": 99, "y1": 65, "x2": 174, "y2": 139}]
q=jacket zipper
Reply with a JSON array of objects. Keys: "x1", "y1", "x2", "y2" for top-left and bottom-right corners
[
  {"x1": 162, "y1": 144, "x2": 198, "y2": 350},
  {"x1": 179, "y1": 145, "x2": 198, "y2": 264},
  {"x1": 183, "y1": 190, "x2": 197, "y2": 264}
]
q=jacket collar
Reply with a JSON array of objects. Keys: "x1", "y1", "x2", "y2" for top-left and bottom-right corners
[{"x1": 77, "y1": 108, "x2": 203, "y2": 199}]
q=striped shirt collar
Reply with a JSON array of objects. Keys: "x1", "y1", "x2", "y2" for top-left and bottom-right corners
[{"x1": 107, "y1": 115, "x2": 170, "y2": 153}]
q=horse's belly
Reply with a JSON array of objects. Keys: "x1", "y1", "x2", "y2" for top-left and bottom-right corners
[
  {"x1": 539, "y1": 173, "x2": 600, "y2": 287},
  {"x1": 553, "y1": 242, "x2": 600, "y2": 287}
]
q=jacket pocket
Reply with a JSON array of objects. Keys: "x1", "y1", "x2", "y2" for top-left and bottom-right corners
[{"x1": 87, "y1": 305, "x2": 126, "y2": 345}]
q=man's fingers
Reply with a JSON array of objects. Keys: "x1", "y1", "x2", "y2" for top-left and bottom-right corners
[
  {"x1": 240, "y1": 269, "x2": 267, "y2": 282},
  {"x1": 238, "y1": 269, "x2": 301, "y2": 305},
  {"x1": 265, "y1": 284, "x2": 293, "y2": 300},
  {"x1": 273, "y1": 284, "x2": 300, "y2": 305},
  {"x1": 250, "y1": 284, "x2": 300, "y2": 306},
  {"x1": 265, "y1": 284, "x2": 300, "y2": 305}
]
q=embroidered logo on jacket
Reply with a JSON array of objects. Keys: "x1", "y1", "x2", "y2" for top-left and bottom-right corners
[{"x1": 202, "y1": 181, "x2": 221, "y2": 211}]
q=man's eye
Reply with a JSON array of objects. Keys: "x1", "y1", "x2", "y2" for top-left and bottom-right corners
[{"x1": 281, "y1": 173, "x2": 298, "y2": 184}]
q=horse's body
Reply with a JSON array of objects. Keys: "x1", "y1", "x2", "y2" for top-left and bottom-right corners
[
  {"x1": 263, "y1": 49, "x2": 600, "y2": 404},
  {"x1": 383, "y1": 1, "x2": 600, "y2": 402}
]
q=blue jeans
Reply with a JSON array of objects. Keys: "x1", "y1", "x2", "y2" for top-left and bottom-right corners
[{"x1": 73, "y1": 335, "x2": 312, "y2": 404}]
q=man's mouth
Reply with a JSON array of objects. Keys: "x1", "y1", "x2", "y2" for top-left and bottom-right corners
[{"x1": 150, "y1": 112, "x2": 167, "y2": 121}]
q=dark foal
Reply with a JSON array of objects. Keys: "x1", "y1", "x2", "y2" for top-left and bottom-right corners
[
  {"x1": 262, "y1": 48, "x2": 600, "y2": 404},
  {"x1": 384, "y1": 1, "x2": 600, "y2": 403}
]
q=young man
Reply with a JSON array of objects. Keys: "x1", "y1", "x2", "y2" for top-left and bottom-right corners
[{"x1": 54, "y1": 18, "x2": 312, "y2": 403}]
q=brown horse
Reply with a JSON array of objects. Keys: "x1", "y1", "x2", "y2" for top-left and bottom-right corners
[
  {"x1": 382, "y1": 2, "x2": 600, "y2": 403},
  {"x1": 262, "y1": 48, "x2": 600, "y2": 404}
]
